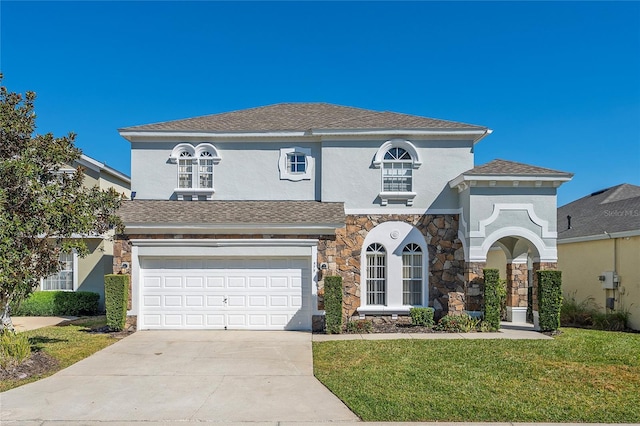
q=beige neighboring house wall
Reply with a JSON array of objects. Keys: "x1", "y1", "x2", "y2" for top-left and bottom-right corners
[
  {"x1": 485, "y1": 248, "x2": 507, "y2": 280},
  {"x1": 556, "y1": 184, "x2": 640, "y2": 331},
  {"x1": 41, "y1": 155, "x2": 130, "y2": 310},
  {"x1": 557, "y1": 236, "x2": 640, "y2": 330}
]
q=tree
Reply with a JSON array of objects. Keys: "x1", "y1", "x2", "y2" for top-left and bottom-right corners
[{"x1": 0, "y1": 74, "x2": 123, "y2": 331}]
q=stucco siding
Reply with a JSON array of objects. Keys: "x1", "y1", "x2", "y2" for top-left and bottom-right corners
[
  {"x1": 76, "y1": 239, "x2": 109, "y2": 310},
  {"x1": 557, "y1": 236, "x2": 640, "y2": 330},
  {"x1": 321, "y1": 139, "x2": 474, "y2": 210},
  {"x1": 131, "y1": 141, "x2": 319, "y2": 200}
]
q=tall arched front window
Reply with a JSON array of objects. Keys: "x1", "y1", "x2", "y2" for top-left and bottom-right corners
[
  {"x1": 383, "y1": 147, "x2": 413, "y2": 192},
  {"x1": 178, "y1": 151, "x2": 194, "y2": 189},
  {"x1": 402, "y1": 243, "x2": 423, "y2": 305},
  {"x1": 366, "y1": 243, "x2": 386, "y2": 305}
]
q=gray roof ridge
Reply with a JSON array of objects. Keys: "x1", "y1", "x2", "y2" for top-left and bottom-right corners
[{"x1": 600, "y1": 183, "x2": 640, "y2": 205}]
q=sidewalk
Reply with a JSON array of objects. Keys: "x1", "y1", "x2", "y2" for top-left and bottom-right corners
[
  {"x1": 313, "y1": 322, "x2": 552, "y2": 342},
  {"x1": 11, "y1": 316, "x2": 78, "y2": 332}
]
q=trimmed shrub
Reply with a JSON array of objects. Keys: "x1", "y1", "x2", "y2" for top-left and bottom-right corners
[
  {"x1": 483, "y1": 268, "x2": 501, "y2": 331},
  {"x1": 12, "y1": 291, "x2": 99, "y2": 316},
  {"x1": 346, "y1": 319, "x2": 373, "y2": 333},
  {"x1": 538, "y1": 270, "x2": 563, "y2": 331},
  {"x1": 435, "y1": 313, "x2": 480, "y2": 333},
  {"x1": 105, "y1": 274, "x2": 129, "y2": 331},
  {"x1": 324, "y1": 276, "x2": 343, "y2": 334},
  {"x1": 0, "y1": 331, "x2": 31, "y2": 369},
  {"x1": 409, "y1": 307, "x2": 435, "y2": 327}
]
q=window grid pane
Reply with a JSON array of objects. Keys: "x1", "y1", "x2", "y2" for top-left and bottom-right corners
[
  {"x1": 366, "y1": 244, "x2": 386, "y2": 306},
  {"x1": 287, "y1": 153, "x2": 306, "y2": 174},
  {"x1": 199, "y1": 159, "x2": 214, "y2": 188},
  {"x1": 402, "y1": 246, "x2": 422, "y2": 305},
  {"x1": 42, "y1": 253, "x2": 73, "y2": 291},
  {"x1": 383, "y1": 162, "x2": 412, "y2": 192},
  {"x1": 178, "y1": 159, "x2": 193, "y2": 188}
]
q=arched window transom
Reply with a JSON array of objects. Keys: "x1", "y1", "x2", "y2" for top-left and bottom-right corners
[{"x1": 366, "y1": 243, "x2": 386, "y2": 306}]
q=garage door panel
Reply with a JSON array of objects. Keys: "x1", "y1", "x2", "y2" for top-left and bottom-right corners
[{"x1": 139, "y1": 257, "x2": 311, "y2": 330}]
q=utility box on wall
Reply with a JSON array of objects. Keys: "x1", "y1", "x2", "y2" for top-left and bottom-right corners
[{"x1": 599, "y1": 271, "x2": 619, "y2": 289}]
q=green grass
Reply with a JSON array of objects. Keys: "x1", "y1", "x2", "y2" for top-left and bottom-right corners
[
  {"x1": 313, "y1": 328, "x2": 640, "y2": 422},
  {"x1": 1, "y1": 316, "x2": 118, "y2": 392}
]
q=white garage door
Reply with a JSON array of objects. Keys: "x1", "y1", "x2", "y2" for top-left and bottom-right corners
[{"x1": 139, "y1": 257, "x2": 311, "y2": 330}]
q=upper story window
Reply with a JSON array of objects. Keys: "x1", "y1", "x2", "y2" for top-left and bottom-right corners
[
  {"x1": 383, "y1": 147, "x2": 413, "y2": 192},
  {"x1": 170, "y1": 143, "x2": 221, "y2": 200},
  {"x1": 279, "y1": 147, "x2": 313, "y2": 181},
  {"x1": 287, "y1": 152, "x2": 307, "y2": 174},
  {"x1": 373, "y1": 140, "x2": 422, "y2": 206}
]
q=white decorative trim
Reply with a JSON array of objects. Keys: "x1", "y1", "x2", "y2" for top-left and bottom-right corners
[
  {"x1": 130, "y1": 238, "x2": 319, "y2": 247},
  {"x1": 372, "y1": 139, "x2": 422, "y2": 168},
  {"x1": 357, "y1": 306, "x2": 412, "y2": 316},
  {"x1": 124, "y1": 223, "x2": 342, "y2": 235},
  {"x1": 470, "y1": 204, "x2": 556, "y2": 239},
  {"x1": 174, "y1": 188, "x2": 215, "y2": 201},
  {"x1": 470, "y1": 226, "x2": 557, "y2": 263},
  {"x1": 344, "y1": 208, "x2": 461, "y2": 215},
  {"x1": 278, "y1": 147, "x2": 314, "y2": 181},
  {"x1": 169, "y1": 143, "x2": 221, "y2": 164},
  {"x1": 378, "y1": 191, "x2": 417, "y2": 206},
  {"x1": 557, "y1": 230, "x2": 640, "y2": 244}
]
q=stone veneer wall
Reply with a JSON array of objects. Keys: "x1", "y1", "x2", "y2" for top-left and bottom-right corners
[
  {"x1": 316, "y1": 214, "x2": 464, "y2": 320},
  {"x1": 114, "y1": 215, "x2": 464, "y2": 323},
  {"x1": 506, "y1": 262, "x2": 529, "y2": 308}
]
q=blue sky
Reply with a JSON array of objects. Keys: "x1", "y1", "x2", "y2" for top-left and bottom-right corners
[{"x1": 1, "y1": 1, "x2": 638, "y2": 206}]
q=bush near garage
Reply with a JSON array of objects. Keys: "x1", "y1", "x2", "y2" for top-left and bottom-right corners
[
  {"x1": 105, "y1": 274, "x2": 128, "y2": 331},
  {"x1": 324, "y1": 276, "x2": 343, "y2": 334},
  {"x1": 11, "y1": 291, "x2": 99, "y2": 316}
]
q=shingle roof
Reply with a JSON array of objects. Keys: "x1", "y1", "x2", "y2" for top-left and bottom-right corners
[
  {"x1": 558, "y1": 184, "x2": 640, "y2": 240},
  {"x1": 119, "y1": 200, "x2": 345, "y2": 226},
  {"x1": 119, "y1": 103, "x2": 486, "y2": 133},
  {"x1": 464, "y1": 159, "x2": 573, "y2": 177}
]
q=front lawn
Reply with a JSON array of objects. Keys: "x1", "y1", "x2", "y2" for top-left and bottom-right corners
[
  {"x1": 0, "y1": 317, "x2": 120, "y2": 392},
  {"x1": 313, "y1": 328, "x2": 640, "y2": 423}
]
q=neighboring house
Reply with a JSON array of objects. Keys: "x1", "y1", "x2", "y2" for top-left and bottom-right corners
[
  {"x1": 557, "y1": 184, "x2": 640, "y2": 330},
  {"x1": 41, "y1": 155, "x2": 131, "y2": 309},
  {"x1": 115, "y1": 103, "x2": 572, "y2": 331}
]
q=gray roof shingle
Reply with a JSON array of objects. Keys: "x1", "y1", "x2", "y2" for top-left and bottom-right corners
[
  {"x1": 464, "y1": 159, "x2": 573, "y2": 177},
  {"x1": 119, "y1": 103, "x2": 486, "y2": 133},
  {"x1": 558, "y1": 184, "x2": 640, "y2": 240},
  {"x1": 119, "y1": 200, "x2": 345, "y2": 227}
]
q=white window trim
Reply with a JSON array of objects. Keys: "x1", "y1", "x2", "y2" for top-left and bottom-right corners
[
  {"x1": 358, "y1": 221, "x2": 428, "y2": 317},
  {"x1": 170, "y1": 143, "x2": 221, "y2": 200},
  {"x1": 373, "y1": 140, "x2": 421, "y2": 206},
  {"x1": 279, "y1": 147, "x2": 313, "y2": 181},
  {"x1": 40, "y1": 252, "x2": 78, "y2": 291}
]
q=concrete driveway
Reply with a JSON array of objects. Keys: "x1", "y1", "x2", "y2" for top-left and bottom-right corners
[{"x1": 0, "y1": 330, "x2": 358, "y2": 424}]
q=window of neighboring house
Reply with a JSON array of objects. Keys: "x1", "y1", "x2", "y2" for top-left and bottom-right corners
[
  {"x1": 171, "y1": 143, "x2": 221, "y2": 200},
  {"x1": 287, "y1": 153, "x2": 307, "y2": 174},
  {"x1": 383, "y1": 147, "x2": 413, "y2": 192},
  {"x1": 366, "y1": 243, "x2": 386, "y2": 305},
  {"x1": 279, "y1": 147, "x2": 313, "y2": 181},
  {"x1": 41, "y1": 252, "x2": 75, "y2": 291},
  {"x1": 402, "y1": 243, "x2": 423, "y2": 305}
]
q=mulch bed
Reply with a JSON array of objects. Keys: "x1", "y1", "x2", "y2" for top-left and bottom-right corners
[{"x1": 0, "y1": 350, "x2": 59, "y2": 381}]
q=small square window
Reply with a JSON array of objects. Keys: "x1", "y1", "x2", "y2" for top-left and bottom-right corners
[
  {"x1": 288, "y1": 154, "x2": 306, "y2": 173},
  {"x1": 279, "y1": 147, "x2": 312, "y2": 181}
]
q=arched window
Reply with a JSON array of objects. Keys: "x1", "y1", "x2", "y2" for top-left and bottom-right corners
[
  {"x1": 178, "y1": 151, "x2": 194, "y2": 189},
  {"x1": 366, "y1": 243, "x2": 386, "y2": 305},
  {"x1": 170, "y1": 143, "x2": 221, "y2": 200},
  {"x1": 383, "y1": 147, "x2": 413, "y2": 192},
  {"x1": 402, "y1": 243, "x2": 423, "y2": 305}
]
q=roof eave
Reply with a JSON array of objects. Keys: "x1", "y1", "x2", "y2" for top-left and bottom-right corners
[{"x1": 449, "y1": 174, "x2": 573, "y2": 190}]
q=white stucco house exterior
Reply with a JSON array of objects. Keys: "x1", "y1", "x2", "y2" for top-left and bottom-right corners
[{"x1": 114, "y1": 103, "x2": 572, "y2": 331}]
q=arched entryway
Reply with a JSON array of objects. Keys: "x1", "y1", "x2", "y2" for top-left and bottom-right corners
[{"x1": 466, "y1": 228, "x2": 558, "y2": 329}]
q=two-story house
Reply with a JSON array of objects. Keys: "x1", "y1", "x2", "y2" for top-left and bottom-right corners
[
  {"x1": 41, "y1": 154, "x2": 130, "y2": 309},
  {"x1": 115, "y1": 103, "x2": 572, "y2": 331}
]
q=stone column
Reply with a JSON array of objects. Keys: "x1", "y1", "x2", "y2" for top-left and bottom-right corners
[
  {"x1": 465, "y1": 261, "x2": 486, "y2": 313},
  {"x1": 531, "y1": 261, "x2": 558, "y2": 330},
  {"x1": 506, "y1": 261, "x2": 528, "y2": 323}
]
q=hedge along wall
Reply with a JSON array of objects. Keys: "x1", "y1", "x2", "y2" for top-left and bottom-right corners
[
  {"x1": 105, "y1": 274, "x2": 129, "y2": 331},
  {"x1": 324, "y1": 276, "x2": 343, "y2": 334},
  {"x1": 538, "y1": 270, "x2": 563, "y2": 331},
  {"x1": 12, "y1": 291, "x2": 99, "y2": 316},
  {"x1": 483, "y1": 268, "x2": 501, "y2": 331}
]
